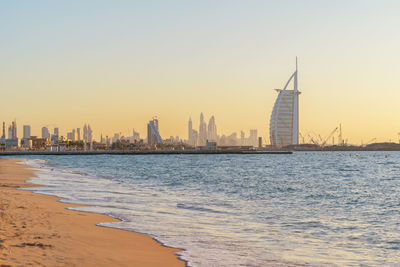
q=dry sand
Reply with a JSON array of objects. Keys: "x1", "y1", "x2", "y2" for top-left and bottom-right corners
[{"x1": 0, "y1": 158, "x2": 185, "y2": 267}]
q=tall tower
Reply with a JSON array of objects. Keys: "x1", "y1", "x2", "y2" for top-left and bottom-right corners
[
  {"x1": 269, "y1": 58, "x2": 301, "y2": 148},
  {"x1": 83, "y1": 124, "x2": 88, "y2": 151},
  {"x1": 88, "y1": 124, "x2": 93, "y2": 151},
  {"x1": 41, "y1": 127, "x2": 50, "y2": 139},
  {"x1": 147, "y1": 117, "x2": 163, "y2": 146},
  {"x1": 207, "y1": 115, "x2": 217, "y2": 141},
  {"x1": 12, "y1": 121, "x2": 17, "y2": 139},
  {"x1": 77, "y1": 128, "x2": 81, "y2": 141},
  {"x1": 188, "y1": 117, "x2": 193, "y2": 146},
  {"x1": 199, "y1": 113, "x2": 207, "y2": 146},
  {"x1": 23, "y1": 125, "x2": 31, "y2": 139}
]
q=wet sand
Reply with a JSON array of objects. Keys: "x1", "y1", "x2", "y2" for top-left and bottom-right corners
[{"x1": 0, "y1": 158, "x2": 185, "y2": 267}]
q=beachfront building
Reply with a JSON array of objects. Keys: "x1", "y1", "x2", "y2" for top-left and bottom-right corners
[
  {"x1": 147, "y1": 117, "x2": 164, "y2": 146},
  {"x1": 269, "y1": 58, "x2": 301, "y2": 148}
]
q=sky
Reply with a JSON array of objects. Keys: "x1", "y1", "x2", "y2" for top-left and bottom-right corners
[{"x1": 1, "y1": 0, "x2": 400, "y2": 144}]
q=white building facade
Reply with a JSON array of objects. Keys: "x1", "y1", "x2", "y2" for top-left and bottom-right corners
[{"x1": 269, "y1": 59, "x2": 301, "y2": 148}]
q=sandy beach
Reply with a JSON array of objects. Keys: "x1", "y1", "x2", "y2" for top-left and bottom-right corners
[{"x1": 0, "y1": 158, "x2": 185, "y2": 267}]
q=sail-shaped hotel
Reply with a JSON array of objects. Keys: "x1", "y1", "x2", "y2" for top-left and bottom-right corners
[{"x1": 269, "y1": 59, "x2": 301, "y2": 148}]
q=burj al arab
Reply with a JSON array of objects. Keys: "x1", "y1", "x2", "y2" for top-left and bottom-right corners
[{"x1": 269, "y1": 58, "x2": 301, "y2": 148}]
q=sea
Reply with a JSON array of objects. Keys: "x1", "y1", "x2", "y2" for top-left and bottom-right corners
[{"x1": 13, "y1": 152, "x2": 400, "y2": 266}]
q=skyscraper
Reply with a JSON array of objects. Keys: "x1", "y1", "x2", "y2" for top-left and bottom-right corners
[
  {"x1": 2, "y1": 122, "x2": 5, "y2": 139},
  {"x1": 41, "y1": 127, "x2": 50, "y2": 139},
  {"x1": 132, "y1": 129, "x2": 140, "y2": 142},
  {"x1": 198, "y1": 113, "x2": 207, "y2": 146},
  {"x1": 23, "y1": 125, "x2": 31, "y2": 139},
  {"x1": 207, "y1": 115, "x2": 217, "y2": 141},
  {"x1": 192, "y1": 129, "x2": 198, "y2": 147},
  {"x1": 51, "y1": 127, "x2": 59, "y2": 143},
  {"x1": 269, "y1": 58, "x2": 301, "y2": 148},
  {"x1": 77, "y1": 128, "x2": 81, "y2": 141},
  {"x1": 88, "y1": 124, "x2": 93, "y2": 151},
  {"x1": 8, "y1": 126, "x2": 13, "y2": 139},
  {"x1": 147, "y1": 117, "x2": 163, "y2": 146},
  {"x1": 249, "y1": 129, "x2": 258, "y2": 147},
  {"x1": 83, "y1": 124, "x2": 88, "y2": 151},
  {"x1": 11, "y1": 121, "x2": 17, "y2": 139},
  {"x1": 188, "y1": 117, "x2": 194, "y2": 146}
]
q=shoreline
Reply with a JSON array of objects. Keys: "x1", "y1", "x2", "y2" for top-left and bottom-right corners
[
  {"x1": 0, "y1": 158, "x2": 186, "y2": 267},
  {"x1": 0, "y1": 150, "x2": 292, "y2": 155}
]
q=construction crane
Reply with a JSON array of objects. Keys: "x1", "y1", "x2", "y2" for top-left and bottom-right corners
[
  {"x1": 338, "y1": 124, "x2": 343, "y2": 146},
  {"x1": 307, "y1": 134, "x2": 319, "y2": 145},
  {"x1": 367, "y1": 138, "x2": 376, "y2": 144},
  {"x1": 299, "y1": 132, "x2": 305, "y2": 144},
  {"x1": 306, "y1": 132, "x2": 320, "y2": 145},
  {"x1": 321, "y1": 127, "x2": 338, "y2": 147}
]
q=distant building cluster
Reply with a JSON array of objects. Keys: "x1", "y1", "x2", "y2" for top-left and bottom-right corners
[
  {"x1": 0, "y1": 121, "x2": 96, "y2": 152},
  {"x1": 187, "y1": 113, "x2": 259, "y2": 147},
  {"x1": 0, "y1": 115, "x2": 262, "y2": 152}
]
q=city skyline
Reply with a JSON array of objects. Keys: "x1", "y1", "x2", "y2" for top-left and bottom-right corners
[
  {"x1": 1, "y1": 1, "x2": 400, "y2": 144},
  {"x1": 0, "y1": 116, "x2": 260, "y2": 145}
]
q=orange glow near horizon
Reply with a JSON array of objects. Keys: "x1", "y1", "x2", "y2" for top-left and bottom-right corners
[{"x1": 1, "y1": 1, "x2": 400, "y2": 145}]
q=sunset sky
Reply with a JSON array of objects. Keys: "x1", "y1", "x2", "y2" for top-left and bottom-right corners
[{"x1": 1, "y1": 0, "x2": 400, "y2": 144}]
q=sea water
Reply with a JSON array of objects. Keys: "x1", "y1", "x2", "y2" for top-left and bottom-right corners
[{"x1": 15, "y1": 152, "x2": 400, "y2": 266}]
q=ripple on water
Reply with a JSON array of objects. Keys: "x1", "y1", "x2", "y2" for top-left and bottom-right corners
[{"x1": 19, "y1": 152, "x2": 400, "y2": 266}]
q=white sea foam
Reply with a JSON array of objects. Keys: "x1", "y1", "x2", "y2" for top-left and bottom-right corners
[{"x1": 19, "y1": 153, "x2": 400, "y2": 266}]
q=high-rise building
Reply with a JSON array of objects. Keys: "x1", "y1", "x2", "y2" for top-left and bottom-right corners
[
  {"x1": 8, "y1": 126, "x2": 13, "y2": 139},
  {"x1": 269, "y1": 58, "x2": 301, "y2": 148},
  {"x1": 67, "y1": 132, "x2": 74, "y2": 140},
  {"x1": 188, "y1": 117, "x2": 193, "y2": 146},
  {"x1": 132, "y1": 129, "x2": 140, "y2": 142},
  {"x1": 10, "y1": 121, "x2": 17, "y2": 139},
  {"x1": 51, "y1": 128, "x2": 59, "y2": 143},
  {"x1": 192, "y1": 129, "x2": 198, "y2": 147},
  {"x1": 207, "y1": 115, "x2": 217, "y2": 141},
  {"x1": 83, "y1": 125, "x2": 88, "y2": 140},
  {"x1": 249, "y1": 129, "x2": 258, "y2": 147},
  {"x1": 2, "y1": 122, "x2": 5, "y2": 139},
  {"x1": 77, "y1": 128, "x2": 81, "y2": 141},
  {"x1": 88, "y1": 125, "x2": 93, "y2": 151},
  {"x1": 42, "y1": 127, "x2": 50, "y2": 139},
  {"x1": 23, "y1": 125, "x2": 31, "y2": 139},
  {"x1": 240, "y1": 131, "x2": 245, "y2": 146},
  {"x1": 198, "y1": 113, "x2": 207, "y2": 146},
  {"x1": 112, "y1": 133, "x2": 120, "y2": 143},
  {"x1": 0, "y1": 122, "x2": 5, "y2": 144},
  {"x1": 147, "y1": 117, "x2": 163, "y2": 146}
]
